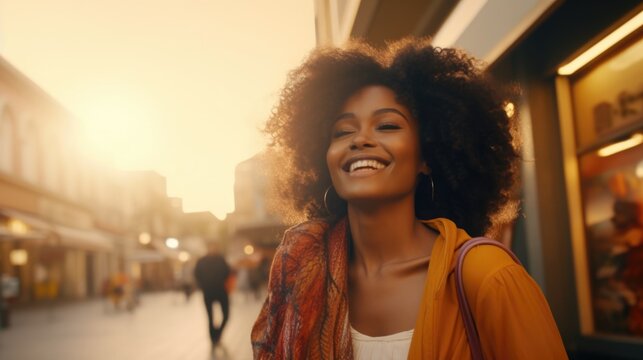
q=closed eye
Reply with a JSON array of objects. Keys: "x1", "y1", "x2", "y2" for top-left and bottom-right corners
[
  {"x1": 378, "y1": 123, "x2": 401, "y2": 130},
  {"x1": 332, "y1": 129, "x2": 353, "y2": 138}
]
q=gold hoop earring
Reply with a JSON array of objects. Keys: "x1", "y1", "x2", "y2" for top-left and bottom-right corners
[
  {"x1": 323, "y1": 185, "x2": 346, "y2": 216},
  {"x1": 323, "y1": 186, "x2": 335, "y2": 215}
]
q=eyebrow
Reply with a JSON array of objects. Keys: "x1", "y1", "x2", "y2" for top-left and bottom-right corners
[{"x1": 334, "y1": 108, "x2": 409, "y2": 122}]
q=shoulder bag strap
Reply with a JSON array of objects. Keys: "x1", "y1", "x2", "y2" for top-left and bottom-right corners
[{"x1": 455, "y1": 237, "x2": 522, "y2": 360}]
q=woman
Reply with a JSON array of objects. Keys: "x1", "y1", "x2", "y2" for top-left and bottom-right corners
[{"x1": 251, "y1": 39, "x2": 567, "y2": 359}]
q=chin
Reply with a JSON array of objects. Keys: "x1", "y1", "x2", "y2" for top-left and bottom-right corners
[
  {"x1": 341, "y1": 190, "x2": 412, "y2": 206},
  {"x1": 337, "y1": 185, "x2": 383, "y2": 201}
]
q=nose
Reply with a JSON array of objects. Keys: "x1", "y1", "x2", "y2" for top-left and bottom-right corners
[{"x1": 349, "y1": 129, "x2": 376, "y2": 150}]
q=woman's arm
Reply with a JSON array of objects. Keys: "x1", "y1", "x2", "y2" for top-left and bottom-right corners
[{"x1": 464, "y1": 246, "x2": 568, "y2": 359}]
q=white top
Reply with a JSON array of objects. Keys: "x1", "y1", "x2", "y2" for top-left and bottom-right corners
[{"x1": 351, "y1": 326, "x2": 414, "y2": 360}]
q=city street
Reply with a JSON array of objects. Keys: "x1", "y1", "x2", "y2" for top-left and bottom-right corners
[{"x1": 0, "y1": 291, "x2": 263, "y2": 360}]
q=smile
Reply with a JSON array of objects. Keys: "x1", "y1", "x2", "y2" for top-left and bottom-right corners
[{"x1": 343, "y1": 157, "x2": 390, "y2": 175}]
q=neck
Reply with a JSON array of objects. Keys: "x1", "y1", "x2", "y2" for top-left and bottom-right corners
[{"x1": 347, "y1": 196, "x2": 434, "y2": 276}]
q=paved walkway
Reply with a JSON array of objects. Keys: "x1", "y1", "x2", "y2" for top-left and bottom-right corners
[{"x1": 0, "y1": 291, "x2": 264, "y2": 360}]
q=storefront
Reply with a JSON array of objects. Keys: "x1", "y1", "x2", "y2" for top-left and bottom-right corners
[
  {"x1": 127, "y1": 245, "x2": 174, "y2": 291},
  {"x1": 0, "y1": 208, "x2": 120, "y2": 303},
  {"x1": 490, "y1": 2, "x2": 643, "y2": 358}
]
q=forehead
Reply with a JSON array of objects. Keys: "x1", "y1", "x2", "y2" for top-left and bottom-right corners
[{"x1": 340, "y1": 85, "x2": 406, "y2": 112}]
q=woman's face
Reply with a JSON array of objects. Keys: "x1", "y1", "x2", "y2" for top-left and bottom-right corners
[{"x1": 326, "y1": 85, "x2": 427, "y2": 205}]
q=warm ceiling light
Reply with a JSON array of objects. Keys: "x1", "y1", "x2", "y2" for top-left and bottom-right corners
[
  {"x1": 139, "y1": 232, "x2": 151, "y2": 245},
  {"x1": 244, "y1": 244, "x2": 255, "y2": 255},
  {"x1": 178, "y1": 251, "x2": 190, "y2": 262},
  {"x1": 165, "y1": 237, "x2": 179, "y2": 249},
  {"x1": 597, "y1": 133, "x2": 643, "y2": 157},
  {"x1": 10, "y1": 249, "x2": 28, "y2": 266},
  {"x1": 558, "y1": 10, "x2": 643, "y2": 75},
  {"x1": 8, "y1": 219, "x2": 28, "y2": 235}
]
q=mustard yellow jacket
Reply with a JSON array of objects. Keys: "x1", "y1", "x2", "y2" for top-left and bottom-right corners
[
  {"x1": 252, "y1": 217, "x2": 568, "y2": 359},
  {"x1": 409, "y1": 218, "x2": 568, "y2": 359}
]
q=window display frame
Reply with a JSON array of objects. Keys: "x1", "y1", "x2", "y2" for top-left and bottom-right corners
[{"x1": 556, "y1": 28, "x2": 643, "y2": 341}]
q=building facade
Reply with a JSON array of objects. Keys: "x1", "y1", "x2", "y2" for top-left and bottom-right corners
[
  {"x1": 226, "y1": 153, "x2": 287, "y2": 264},
  {"x1": 0, "y1": 56, "x2": 122, "y2": 302},
  {"x1": 0, "y1": 58, "x2": 219, "y2": 303}
]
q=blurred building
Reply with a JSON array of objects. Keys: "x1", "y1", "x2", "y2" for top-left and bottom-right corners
[
  {"x1": 226, "y1": 153, "x2": 287, "y2": 264},
  {"x1": 122, "y1": 171, "x2": 175, "y2": 291},
  {"x1": 122, "y1": 171, "x2": 221, "y2": 291},
  {"x1": 315, "y1": 0, "x2": 643, "y2": 358},
  {"x1": 0, "y1": 56, "x2": 123, "y2": 302},
  {"x1": 0, "y1": 58, "x2": 220, "y2": 303}
]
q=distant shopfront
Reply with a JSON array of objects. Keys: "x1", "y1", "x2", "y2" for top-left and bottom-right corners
[{"x1": 0, "y1": 179, "x2": 120, "y2": 303}]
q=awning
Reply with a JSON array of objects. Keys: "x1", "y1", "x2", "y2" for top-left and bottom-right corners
[
  {"x1": 0, "y1": 208, "x2": 51, "y2": 241},
  {"x1": 52, "y1": 224, "x2": 115, "y2": 251},
  {"x1": 0, "y1": 226, "x2": 44, "y2": 240},
  {"x1": 0, "y1": 208, "x2": 116, "y2": 251}
]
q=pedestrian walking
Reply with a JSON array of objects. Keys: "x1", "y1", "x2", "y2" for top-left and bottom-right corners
[{"x1": 194, "y1": 242, "x2": 231, "y2": 345}]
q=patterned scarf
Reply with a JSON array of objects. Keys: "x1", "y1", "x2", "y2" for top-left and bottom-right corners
[
  {"x1": 251, "y1": 217, "x2": 470, "y2": 359},
  {"x1": 251, "y1": 218, "x2": 352, "y2": 359}
]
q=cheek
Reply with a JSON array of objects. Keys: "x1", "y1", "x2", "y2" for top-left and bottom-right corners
[
  {"x1": 393, "y1": 138, "x2": 423, "y2": 169},
  {"x1": 326, "y1": 144, "x2": 339, "y2": 175}
]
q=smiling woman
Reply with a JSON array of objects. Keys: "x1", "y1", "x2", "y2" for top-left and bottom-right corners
[
  {"x1": 327, "y1": 86, "x2": 427, "y2": 205},
  {"x1": 263, "y1": 40, "x2": 518, "y2": 235},
  {"x1": 252, "y1": 38, "x2": 568, "y2": 360}
]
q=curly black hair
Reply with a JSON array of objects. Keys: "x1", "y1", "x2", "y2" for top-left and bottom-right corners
[{"x1": 265, "y1": 38, "x2": 520, "y2": 236}]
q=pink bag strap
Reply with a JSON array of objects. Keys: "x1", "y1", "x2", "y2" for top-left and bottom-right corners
[{"x1": 455, "y1": 237, "x2": 522, "y2": 360}]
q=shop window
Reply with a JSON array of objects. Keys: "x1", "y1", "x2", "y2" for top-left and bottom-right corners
[
  {"x1": 557, "y1": 18, "x2": 642, "y2": 339},
  {"x1": 581, "y1": 144, "x2": 643, "y2": 336}
]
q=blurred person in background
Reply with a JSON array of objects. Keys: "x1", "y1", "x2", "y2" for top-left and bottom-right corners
[
  {"x1": 194, "y1": 242, "x2": 231, "y2": 346},
  {"x1": 109, "y1": 272, "x2": 128, "y2": 310},
  {"x1": 1, "y1": 273, "x2": 19, "y2": 328},
  {"x1": 251, "y1": 38, "x2": 567, "y2": 359},
  {"x1": 180, "y1": 280, "x2": 195, "y2": 302}
]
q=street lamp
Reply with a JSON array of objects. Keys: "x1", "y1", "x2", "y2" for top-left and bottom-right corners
[{"x1": 165, "y1": 237, "x2": 179, "y2": 249}]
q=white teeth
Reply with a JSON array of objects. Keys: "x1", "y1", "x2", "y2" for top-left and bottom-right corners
[{"x1": 349, "y1": 159, "x2": 386, "y2": 172}]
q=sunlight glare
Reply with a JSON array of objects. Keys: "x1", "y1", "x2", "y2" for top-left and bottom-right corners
[
  {"x1": 0, "y1": 0, "x2": 315, "y2": 218},
  {"x1": 76, "y1": 92, "x2": 158, "y2": 167}
]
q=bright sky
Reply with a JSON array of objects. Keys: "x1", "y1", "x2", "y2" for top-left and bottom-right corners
[{"x1": 0, "y1": 0, "x2": 316, "y2": 219}]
